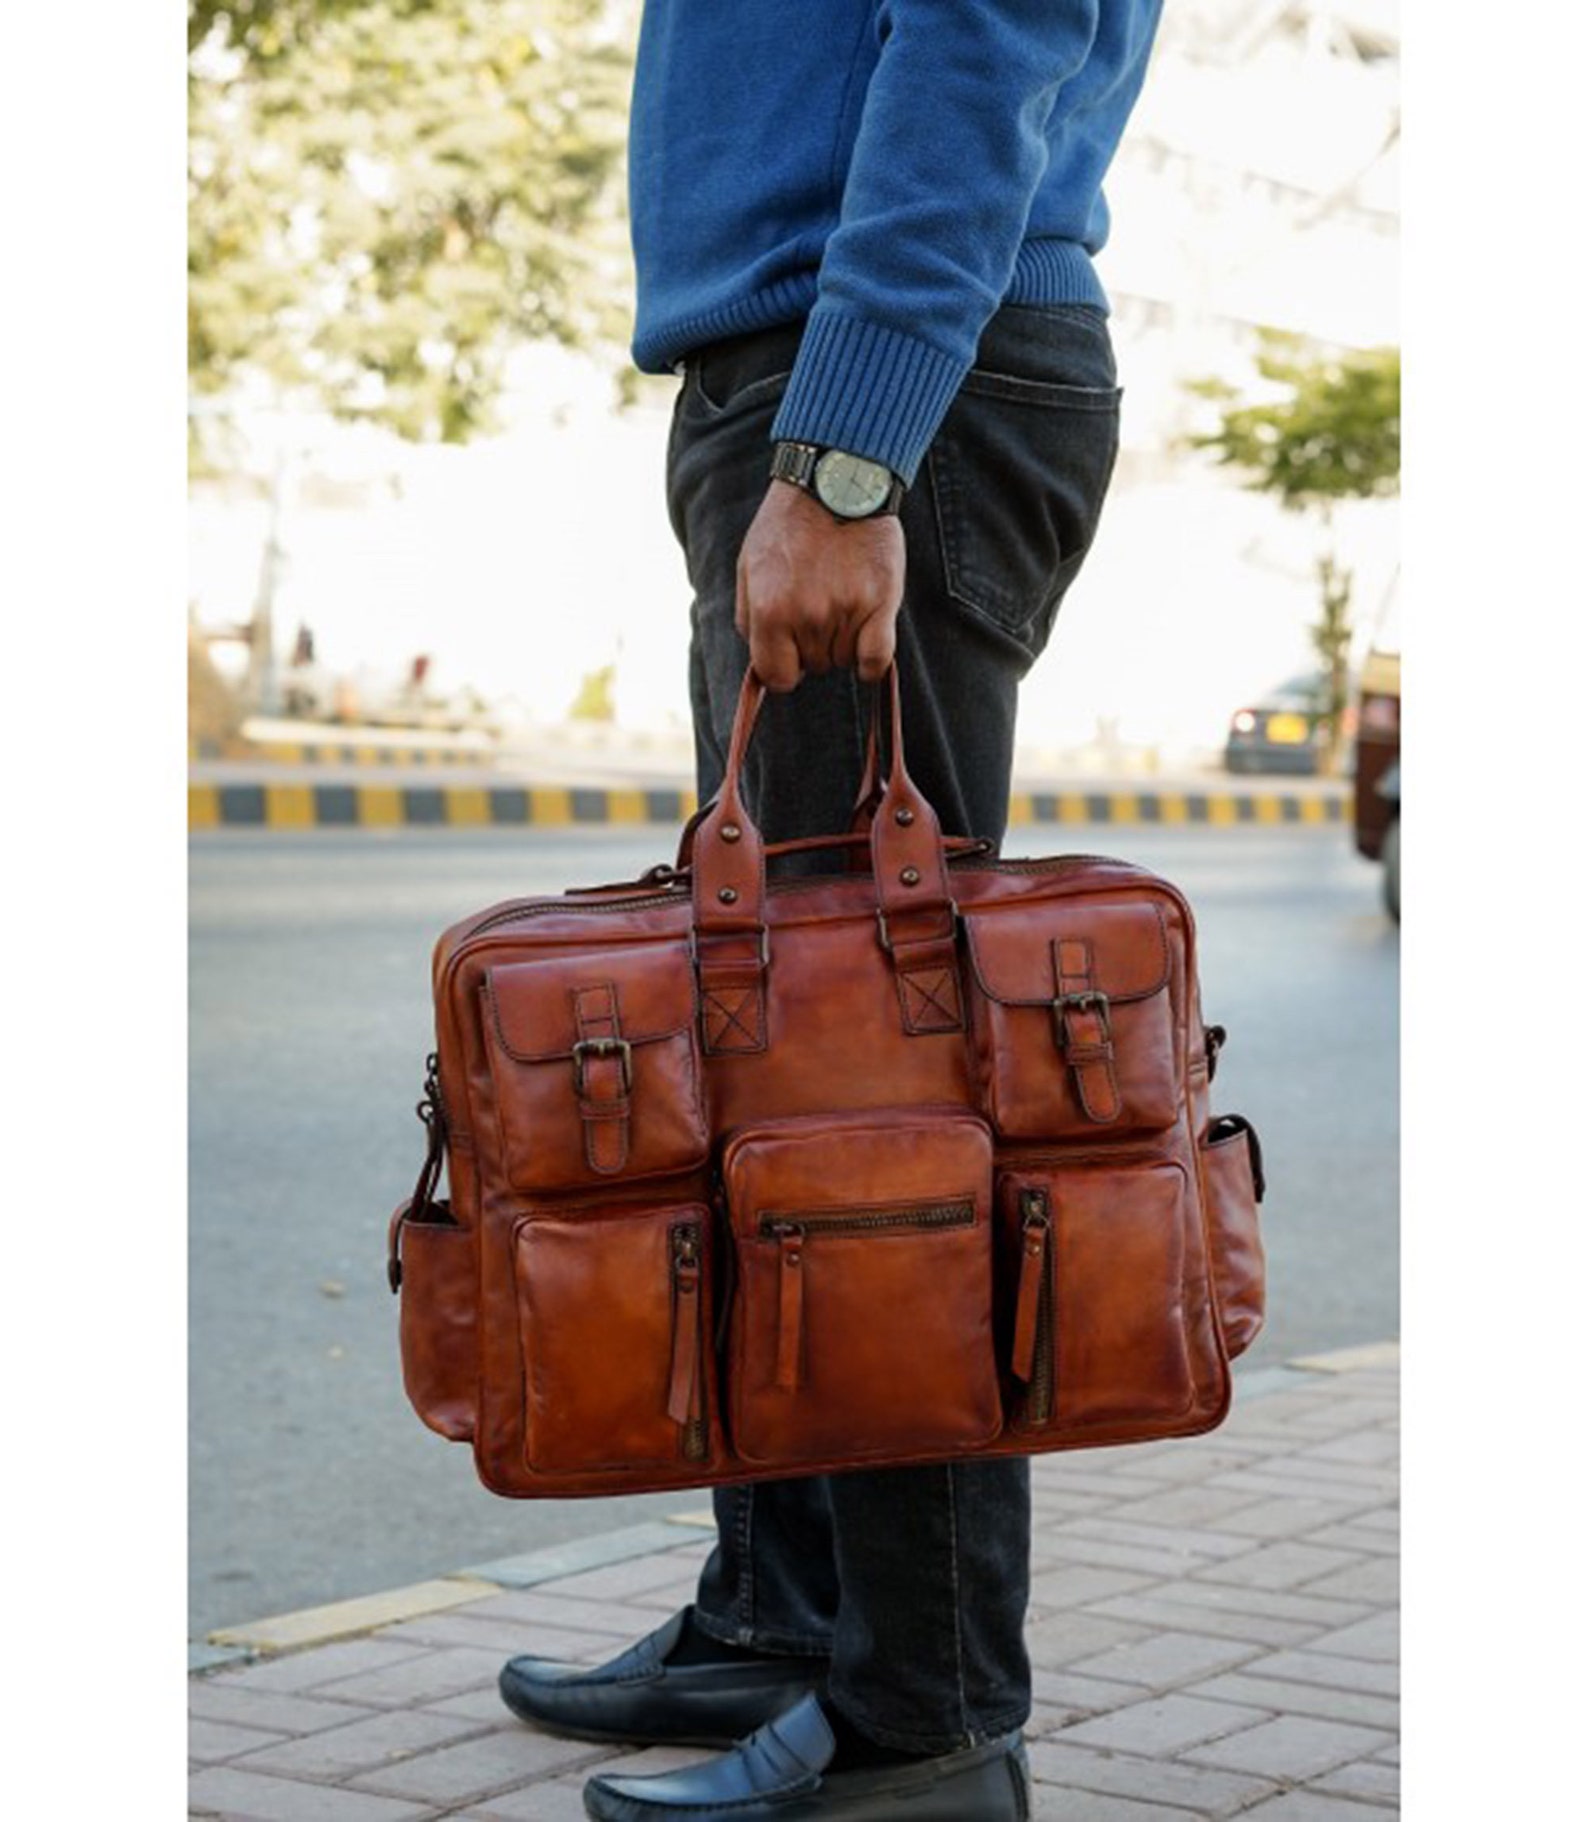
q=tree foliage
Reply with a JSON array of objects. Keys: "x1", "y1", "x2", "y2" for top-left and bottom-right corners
[
  {"x1": 1189, "y1": 334, "x2": 1400, "y2": 769},
  {"x1": 1189, "y1": 334, "x2": 1400, "y2": 513},
  {"x1": 189, "y1": 1, "x2": 635, "y2": 457}
]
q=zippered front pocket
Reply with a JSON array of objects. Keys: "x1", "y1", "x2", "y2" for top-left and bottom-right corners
[
  {"x1": 997, "y1": 1158, "x2": 1195, "y2": 1430},
  {"x1": 513, "y1": 1202, "x2": 719, "y2": 1475},
  {"x1": 724, "y1": 1110, "x2": 1002, "y2": 1467}
]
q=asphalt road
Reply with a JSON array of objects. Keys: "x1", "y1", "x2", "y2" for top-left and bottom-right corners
[{"x1": 189, "y1": 824, "x2": 1398, "y2": 1640}]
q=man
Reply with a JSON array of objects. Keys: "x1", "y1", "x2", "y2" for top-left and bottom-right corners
[{"x1": 502, "y1": 4, "x2": 1166, "y2": 1816}]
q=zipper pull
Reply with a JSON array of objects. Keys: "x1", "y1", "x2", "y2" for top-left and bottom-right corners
[
  {"x1": 1012, "y1": 1191, "x2": 1051, "y2": 1385},
  {"x1": 771, "y1": 1222, "x2": 805, "y2": 1392},
  {"x1": 667, "y1": 1225, "x2": 706, "y2": 1454}
]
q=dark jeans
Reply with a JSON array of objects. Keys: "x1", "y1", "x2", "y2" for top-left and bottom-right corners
[{"x1": 664, "y1": 301, "x2": 1122, "y2": 1755}]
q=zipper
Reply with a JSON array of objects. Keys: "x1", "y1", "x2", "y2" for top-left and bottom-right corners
[
  {"x1": 758, "y1": 1201, "x2": 974, "y2": 1240},
  {"x1": 458, "y1": 853, "x2": 1150, "y2": 946},
  {"x1": 667, "y1": 1220, "x2": 708, "y2": 1460},
  {"x1": 759, "y1": 1201, "x2": 975, "y2": 1394},
  {"x1": 466, "y1": 888, "x2": 687, "y2": 942},
  {"x1": 1012, "y1": 1189, "x2": 1056, "y2": 1425}
]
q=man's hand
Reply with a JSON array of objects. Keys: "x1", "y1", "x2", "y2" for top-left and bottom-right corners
[{"x1": 735, "y1": 480, "x2": 905, "y2": 693}]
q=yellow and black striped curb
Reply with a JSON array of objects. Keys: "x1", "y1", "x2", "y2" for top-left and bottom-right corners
[
  {"x1": 190, "y1": 736, "x2": 494, "y2": 766},
  {"x1": 190, "y1": 780, "x2": 1346, "y2": 832}
]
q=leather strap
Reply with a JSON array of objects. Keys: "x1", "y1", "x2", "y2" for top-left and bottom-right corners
[
  {"x1": 1052, "y1": 937, "x2": 1122, "y2": 1123},
  {"x1": 572, "y1": 984, "x2": 631, "y2": 1173},
  {"x1": 666, "y1": 1231, "x2": 704, "y2": 1428},
  {"x1": 690, "y1": 665, "x2": 964, "y2": 1046},
  {"x1": 869, "y1": 671, "x2": 963, "y2": 1034},
  {"x1": 690, "y1": 674, "x2": 772, "y2": 1055},
  {"x1": 775, "y1": 1229, "x2": 804, "y2": 1390}
]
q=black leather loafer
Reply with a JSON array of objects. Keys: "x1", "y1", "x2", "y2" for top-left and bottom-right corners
[
  {"x1": 582, "y1": 1691, "x2": 1032, "y2": 1820},
  {"x1": 499, "y1": 1607, "x2": 828, "y2": 1749}
]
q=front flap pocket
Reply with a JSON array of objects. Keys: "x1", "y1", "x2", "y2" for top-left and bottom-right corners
[
  {"x1": 964, "y1": 900, "x2": 1179, "y2": 1140},
  {"x1": 483, "y1": 942, "x2": 707, "y2": 1193},
  {"x1": 997, "y1": 1157, "x2": 1194, "y2": 1428},
  {"x1": 514, "y1": 1202, "x2": 718, "y2": 1475},
  {"x1": 723, "y1": 1109, "x2": 1002, "y2": 1466},
  {"x1": 1202, "y1": 1114, "x2": 1267, "y2": 1359}
]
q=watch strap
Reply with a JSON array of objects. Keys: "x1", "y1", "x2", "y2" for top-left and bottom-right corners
[{"x1": 769, "y1": 441, "x2": 821, "y2": 490}]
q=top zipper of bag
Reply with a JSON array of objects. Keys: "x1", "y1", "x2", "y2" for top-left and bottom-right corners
[{"x1": 457, "y1": 853, "x2": 1151, "y2": 946}]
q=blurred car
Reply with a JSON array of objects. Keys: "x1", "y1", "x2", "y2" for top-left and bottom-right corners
[
  {"x1": 1224, "y1": 672, "x2": 1332, "y2": 775},
  {"x1": 1352, "y1": 645, "x2": 1401, "y2": 923}
]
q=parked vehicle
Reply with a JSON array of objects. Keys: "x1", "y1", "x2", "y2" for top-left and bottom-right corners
[
  {"x1": 1223, "y1": 671, "x2": 1332, "y2": 775},
  {"x1": 1352, "y1": 646, "x2": 1401, "y2": 923}
]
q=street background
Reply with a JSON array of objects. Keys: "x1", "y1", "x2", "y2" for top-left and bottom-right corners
[
  {"x1": 184, "y1": 0, "x2": 1403, "y2": 1657},
  {"x1": 0, "y1": 0, "x2": 1545, "y2": 1810}
]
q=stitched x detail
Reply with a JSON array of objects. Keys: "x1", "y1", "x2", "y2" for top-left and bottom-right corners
[
  {"x1": 704, "y1": 987, "x2": 763, "y2": 1053},
  {"x1": 901, "y1": 967, "x2": 962, "y2": 1032}
]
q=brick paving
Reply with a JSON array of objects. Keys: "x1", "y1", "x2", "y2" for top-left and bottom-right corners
[{"x1": 190, "y1": 1346, "x2": 1399, "y2": 1819}]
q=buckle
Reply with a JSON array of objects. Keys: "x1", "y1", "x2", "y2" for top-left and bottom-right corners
[
  {"x1": 1054, "y1": 990, "x2": 1112, "y2": 1043},
  {"x1": 572, "y1": 1036, "x2": 632, "y2": 1096},
  {"x1": 876, "y1": 900, "x2": 960, "y2": 956}
]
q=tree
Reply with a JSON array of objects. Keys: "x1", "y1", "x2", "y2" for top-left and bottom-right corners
[
  {"x1": 189, "y1": 0, "x2": 635, "y2": 465},
  {"x1": 1188, "y1": 334, "x2": 1400, "y2": 769}
]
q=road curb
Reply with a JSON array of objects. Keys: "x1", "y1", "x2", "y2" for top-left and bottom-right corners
[
  {"x1": 190, "y1": 1343, "x2": 1395, "y2": 1673},
  {"x1": 192, "y1": 737, "x2": 496, "y2": 767},
  {"x1": 189, "y1": 779, "x2": 1346, "y2": 832}
]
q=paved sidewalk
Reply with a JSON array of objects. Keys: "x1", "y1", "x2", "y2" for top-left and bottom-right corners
[{"x1": 189, "y1": 1344, "x2": 1399, "y2": 1820}]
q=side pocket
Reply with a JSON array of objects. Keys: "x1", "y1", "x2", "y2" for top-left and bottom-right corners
[
  {"x1": 392, "y1": 1202, "x2": 478, "y2": 1442},
  {"x1": 1201, "y1": 1115, "x2": 1267, "y2": 1359}
]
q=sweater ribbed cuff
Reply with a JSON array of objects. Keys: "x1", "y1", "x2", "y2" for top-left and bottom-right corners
[{"x1": 769, "y1": 306, "x2": 970, "y2": 489}]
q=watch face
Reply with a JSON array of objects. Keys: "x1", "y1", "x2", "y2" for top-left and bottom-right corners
[{"x1": 814, "y1": 449, "x2": 893, "y2": 519}]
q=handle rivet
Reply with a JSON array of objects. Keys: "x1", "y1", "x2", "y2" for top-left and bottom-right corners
[
  {"x1": 895, "y1": 807, "x2": 915, "y2": 827},
  {"x1": 721, "y1": 823, "x2": 742, "y2": 843},
  {"x1": 900, "y1": 866, "x2": 921, "y2": 887},
  {"x1": 718, "y1": 886, "x2": 739, "y2": 904}
]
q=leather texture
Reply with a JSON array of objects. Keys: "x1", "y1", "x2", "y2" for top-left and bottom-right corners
[
  {"x1": 582, "y1": 1691, "x2": 1032, "y2": 1821},
  {"x1": 1201, "y1": 1113, "x2": 1267, "y2": 1359},
  {"x1": 498, "y1": 1607, "x2": 826, "y2": 1749},
  {"x1": 389, "y1": 665, "x2": 1268, "y2": 1497}
]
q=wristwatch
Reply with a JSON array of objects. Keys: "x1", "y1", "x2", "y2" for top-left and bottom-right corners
[{"x1": 770, "y1": 441, "x2": 906, "y2": 522}]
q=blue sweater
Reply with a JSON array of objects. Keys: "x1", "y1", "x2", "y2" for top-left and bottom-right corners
[{"x1": 628, "y1": 1, "x2": 1164, "y2": 485}]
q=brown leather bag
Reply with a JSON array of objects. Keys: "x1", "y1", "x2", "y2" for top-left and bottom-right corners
[{"x1": 388, "y1": 668, "x2": 1267, "y2": 1498}]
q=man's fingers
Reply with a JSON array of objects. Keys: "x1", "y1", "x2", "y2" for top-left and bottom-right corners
[
  {"x1": 749, "y1": 619, "x2": 803, "y2": 693},
  {"x1": 854, "y1": 608, "x2": 897, "y2": 683}
]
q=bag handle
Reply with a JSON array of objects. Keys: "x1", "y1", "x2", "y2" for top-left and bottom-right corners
[{"x1": 689, "y1": 666, "x2": 964, "y2": 1050}]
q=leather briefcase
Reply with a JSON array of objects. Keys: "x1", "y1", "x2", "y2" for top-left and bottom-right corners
[{"x1": 388, "y1": 667, "x2": 1267, "y2": 1498}]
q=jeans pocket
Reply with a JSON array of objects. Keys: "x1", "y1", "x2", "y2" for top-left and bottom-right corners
[
  {"x1": 688, "y1": 362, "x2": 794, "y2": 418},
  {"x1": 927, "y1": 369, "x2": 1121, "y2": 662},
  {"x1": 683, "y1": 324, "x2": 803, "y2": 419}
]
